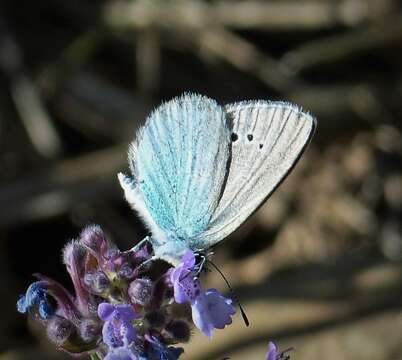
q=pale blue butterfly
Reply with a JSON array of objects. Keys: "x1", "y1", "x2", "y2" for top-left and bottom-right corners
[{"x1": 118, "y1": 93, "x2": 316, "y2": 265}]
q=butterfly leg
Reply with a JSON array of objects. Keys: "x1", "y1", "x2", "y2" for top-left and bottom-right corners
[
  {"x1": 127, "y1": 236, "x2": 151, "y2": 252},
  {"x1": 194, "y1": 253, "x2": 207, "y2": 277},
  {"x1": 277, "y1": 347, "x2": 294, "y2": 360},
  {"x1": 134, "y1": 255, "x2": 158, "y2": 273}
]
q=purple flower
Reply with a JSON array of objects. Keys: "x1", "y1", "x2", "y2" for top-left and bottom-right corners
[
  {"x1": 17, "y1": 281, "x2": 54, "y2": 319},
  {"x1": 33, "y1": 273, "x2": 81, "y2": 324},
  {"x1": 170, "y1": 251, "x2": 236, "y2": 338},
  {"x1": 17, "y1": 275, "x2": 102, "y2": 354},
  {"x1": 104, "y1": 346, "x2": 138, "y2": 360},
  {"x1": 98, "y1": 303, "x2": 139, "y2": 348},
  {"x1": 17, "y1": 224, "x2": 163, "y2": 358},
  {"x1": 266, "y1": 341, "x2": 293, "y2": 360},
  {"x1": 170, "y1": 251, "x2": 201, "y2": 304},
  {"x1": 192, "y1": 289, "x2": 235, "y2": 338},
  {"x1": 146, "y1": 335, "x2": 184, "y2": 360}
]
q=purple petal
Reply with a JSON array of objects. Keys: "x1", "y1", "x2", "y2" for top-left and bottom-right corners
[
  {"x1": 191, "y1": 295, "x2": 213, "y2": 338},
  {"x1": 170, "y1": 266, "x2": 181, "y2": 285},
  {"x1": 170, "y1": 251, "x2": 195, "y2": 283},
  {"x1": 265, "y1": 342, "x2": 293, "y2": 360},
  {"x1": 266, "y1": 342, "x2": 278, "y2": 360},
  {"x1": 104, "y1": 346, "x2": 138, "y2": 360},
  {"x1": 102, "y1": 321, "x2": 123, "y2": 348},
  {"x1": 98, "y1": 303, "x2": 115, "y2": 321},
  {"x1": 99, "y1": 303, "x2": 138, "y2": 349},
  {"x1": 33, "y1": 275, "x2": 80, "y2": 322},
  {"x1": 146, "y1": 335, "x2": 184, "y2": 360},
  {"x1": 114, "y1": 304, "x2": 139, "y2": 322},
  {"x1": 170, "y1": 251, "x2": 202, "y2": 304},
  {"x1": 191, "y1": 289, "x2": 236, "y2": 338},
  {"x1": 204, "y1": 289, "x2": 235, "y2": 328},
  {"x1": 173, "y1": 274, "x2": 202, "y2": 304},
  {"x1": 16, "y1": 281, "x2": 55, "y2": 320},
  {"x1": 17, "y1": 282, "x2": 46, "y2": 312},
  {"x1": 120, "y1": 321, "x2": 136, "y2": 345},
  {"x1": 181, "y1": 251, "x2": 196, "y2": 268}
]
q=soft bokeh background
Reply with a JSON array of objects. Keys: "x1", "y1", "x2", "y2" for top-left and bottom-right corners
[{"x1": 1, "y1": 0, "x2": 402, "y2": 359}]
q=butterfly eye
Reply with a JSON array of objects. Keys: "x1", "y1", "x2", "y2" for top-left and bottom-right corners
[
  {"x1": 231, "y1": 133, "x2": 238, "y2": 142},
  {"x1": 247, "y1": 134, "x2": 253, "y2": 141}
]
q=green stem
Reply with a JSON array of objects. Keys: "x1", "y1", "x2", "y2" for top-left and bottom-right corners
[{"x1": 90, "y1": 354, "x2": 102, "y2": 360}]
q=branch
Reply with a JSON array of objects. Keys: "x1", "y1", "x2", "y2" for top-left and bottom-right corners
[
  {"x1": 0, "y1": 144, "x2": 128, "y2": 226},
  {"x1": 104, "y1": 0, "x2": 396, "y2": 31},
  {"x1": 282, "y1": 15, "x2": 402, "y2": 73},
  {"x1": 0, "y1": 28, "x2": 62, "y2": 159}
]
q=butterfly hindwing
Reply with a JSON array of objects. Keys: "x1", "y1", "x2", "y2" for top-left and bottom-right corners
[{"x1": 196, "y1": 101, "x2": 316, "y2": 248}]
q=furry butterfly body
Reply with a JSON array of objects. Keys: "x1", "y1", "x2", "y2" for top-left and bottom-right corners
[{"x1": 119, "y1": 93, "x2": 316, "y2": 265}]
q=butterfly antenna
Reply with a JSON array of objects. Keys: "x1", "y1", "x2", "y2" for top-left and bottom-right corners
[
  {"x1": 278, "y1": 347, "x2": 294, "y2": 360},
  {"x1": 207, "y1": 260, "x2": 250, "y2": 327}
]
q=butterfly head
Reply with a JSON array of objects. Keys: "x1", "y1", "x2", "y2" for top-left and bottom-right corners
[{"x1": 192, "y1": 250, "x2": 213, "y2": 277}]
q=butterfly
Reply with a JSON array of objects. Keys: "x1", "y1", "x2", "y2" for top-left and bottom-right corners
[{"x1": 118, "y1": 93, "x2": 316, "y2": 266}]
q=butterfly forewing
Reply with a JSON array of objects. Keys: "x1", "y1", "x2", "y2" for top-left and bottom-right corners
[
  {"x1": 197, "y1": 101, "x2": 316, "y2": 247},
  {"x1": 129, "y1": 94, "x2": 231, "y2": 246}
]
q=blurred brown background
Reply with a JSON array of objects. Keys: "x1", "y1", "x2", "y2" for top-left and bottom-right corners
[{"x1": 1, "y1": 0, "x2": 402, "y2": 359}]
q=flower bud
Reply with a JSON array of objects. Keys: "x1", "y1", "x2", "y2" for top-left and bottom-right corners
[
  {"x1": 94, "y1": 272, "x2": 110, "y2": 293},
  {"x1": 80, "y1": 225, "x2": 109, "y2": 257},
  {"x1": 84, "y1": 271, "x2": 110, "y2": 295},
  {"x1": 83, "y1": 272, "x2": 94, "y2": 288},
  {"x1": 118, "y1": 263, "x2": 133, "y2": 280},
  {"x1": 46, "y1": 316, "x2": 74, "y2": 345},
  {"x1": 165, "y1": 320, "x2": 191, "y2": 343},
  {"x1": 128, "y1": 278, "x2": 153, "y2": 306},
  {"x1": 79, "y1": 318, "x2": 101, "y2": 343},
  {"x1": 130, "y1": 242, "x2": 152, "y2": 267},
  {"x1": 63, "y1": 241, "x2": 91, "y2": 315}
]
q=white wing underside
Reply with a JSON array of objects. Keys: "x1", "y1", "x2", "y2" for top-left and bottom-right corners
[
  {"x1": 120, "y1": 94, "x2": 316, "y2": 264},
  {"x1": 199, "y1": 101, "x2": 316, "y2": 248}
]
